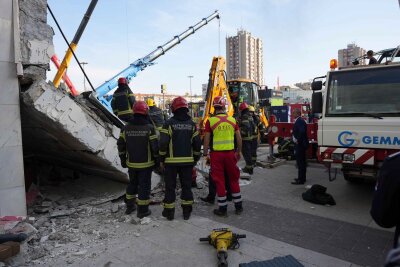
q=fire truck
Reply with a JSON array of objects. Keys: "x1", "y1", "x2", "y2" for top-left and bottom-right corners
[
  {"x1": 312, "y1": 46, "x2": 400, "y2": 181},
  {"x1": 268, "y1": 46, "x2": 400, "y2": 181}
]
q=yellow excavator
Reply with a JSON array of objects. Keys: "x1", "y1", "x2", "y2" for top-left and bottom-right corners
[{"x1": 199, "y1": 57, "x2": 269, "y2": 137}]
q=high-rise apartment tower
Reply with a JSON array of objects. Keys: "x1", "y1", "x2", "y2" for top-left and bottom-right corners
[
  {"x1": 338, "y1": 43, "x2": 366, "y2": 67},
  {"x1": 226, "y1": 30, "x2": 264, "y2": 85}
]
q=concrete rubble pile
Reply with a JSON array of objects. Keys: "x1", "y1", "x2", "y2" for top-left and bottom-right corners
[
  {"x1": 18, "y1": 0, "x2": 127, "y2": 181},
  {"x1": 1, "y1": 187, "x2": 158, "y2": 266},
  {"x1": 0, "y1": 171, "x2": 213, "y2": 266}
]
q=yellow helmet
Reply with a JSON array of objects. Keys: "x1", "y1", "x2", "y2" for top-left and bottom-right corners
[
  {"x1": 248, "y1": 105, "x2": 255, "y2": 112},
  {"x1": 146, "y1": 98, "x2": 155, "y2": 107}
]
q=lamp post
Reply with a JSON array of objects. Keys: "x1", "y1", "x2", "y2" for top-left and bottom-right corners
[
  {"x1": 188, "y1": 75, "x2": 194, "y2": 116},
  {"x1": 81, "y1": 62, "x2": 88, "y2": 91}
]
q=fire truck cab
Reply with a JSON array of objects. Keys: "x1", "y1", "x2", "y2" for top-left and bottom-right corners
[{"x1": 312, "y1": 49, "x2": 400, "y2": 181}]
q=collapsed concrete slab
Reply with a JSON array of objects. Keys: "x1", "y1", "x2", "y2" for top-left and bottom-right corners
[
  {"x1": 16, "y1": 0, "x2": 131, "y2": 183},
  {"x1": 20, "y1": 80, "x2": 128, "y2": 182}
]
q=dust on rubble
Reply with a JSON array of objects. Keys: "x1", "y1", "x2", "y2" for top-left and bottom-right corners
[{"x1": 3, "y1": 171, "x2": 211, "y2": 266}]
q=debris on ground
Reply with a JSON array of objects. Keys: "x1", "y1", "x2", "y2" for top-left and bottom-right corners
[
  {"x1": 0, "y1": 169, "x2": 215, "y2": 266},
  {"x1": 140, "y1": 217, "x2": 152, "y2": 225}
]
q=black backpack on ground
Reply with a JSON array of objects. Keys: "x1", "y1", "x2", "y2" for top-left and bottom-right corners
[{"x1": 302, "y1": 184, "x2": 336, "y2": 206}]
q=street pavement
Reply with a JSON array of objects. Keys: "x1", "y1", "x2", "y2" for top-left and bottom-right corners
[
  {"x1": 195, "y1": 147, "x2": 393, "y2": 267},
  {"x1": 26, "y1": 147, "x2": 393, "y2": 267},
  {"x1": 46, "y1": 208, "x2": 358, "y2": 267}
]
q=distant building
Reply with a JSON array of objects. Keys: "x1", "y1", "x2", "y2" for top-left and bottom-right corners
[
  {"x1": 226, "y1": 30, "x2": 264, "y2": 85},
  {"x1": 294, "y1": 82, "x2": 311, "y2": 91},
  {"x1": 281, "y1": 87, "x2": 312, "y2": 104},
  {"x1": 135, "y1": 93, "x2": 203, "y2": 110},
  {"x1": 338, "y1": 43, "x2": 366, "y2": 68}
]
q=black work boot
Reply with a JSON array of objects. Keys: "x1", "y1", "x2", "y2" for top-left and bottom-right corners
[
  {"x1": 234, "y1": 202, "x2": 243, "y2": 215},
  {"x1": 213, "y1": 206, "x2": 228, "y2": 217},
  {"x1": 125, "y1": 199, "x2": 136, "y2": 215},
  {"x1": 243, "y1": 166, "x2": 253, "y2": 175},
  {"x1": 200, "y1": 195, "x2": 215, "y2": 205},
  {"x1": 182, "y1": 205, "x2": 192, "y2": 220},
  {"x1": 137, "y1": 205, "x2": 151, "y2": 219},
  {"x1": 162, "y1": 208, "x2": 175, "y2": 221}
]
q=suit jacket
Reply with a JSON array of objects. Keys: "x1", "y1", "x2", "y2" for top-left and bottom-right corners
[
  {"x1": 370, "y1": 152, "x2": 400, "y2": 247},
  {"x1": 293, "y1": 117, "x2": 309, "y2": 149}
]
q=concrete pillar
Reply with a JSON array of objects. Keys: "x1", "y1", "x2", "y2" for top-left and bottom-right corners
[{"x1": 0, "y1": 0, "x2": 27, "y2": 216}]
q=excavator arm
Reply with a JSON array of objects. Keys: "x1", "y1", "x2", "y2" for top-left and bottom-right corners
[{"x1": 199, "y1": 56, "x2": 233, "y2": 133}]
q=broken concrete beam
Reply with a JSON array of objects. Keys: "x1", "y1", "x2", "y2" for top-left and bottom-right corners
[{"x1": 20, "y1": 80, "x2": 128, "y2": 182}]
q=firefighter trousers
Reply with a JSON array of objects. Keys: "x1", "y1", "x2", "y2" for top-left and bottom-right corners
[
  {"x1": 251, "y1": 138, "x2": 258, "y2": 166},
  {"x1": 163, "y1": 165, "x2": 194, "y2": 207},
  {"x1": 242, "y1": 140, "x2": 253, "y2": 169},
  {"x1": 126, "y1": 168, "x2": 152, "y2": 205},
  {"x1": 210, "y1": 151, "x2": 241, "y2": 207}
]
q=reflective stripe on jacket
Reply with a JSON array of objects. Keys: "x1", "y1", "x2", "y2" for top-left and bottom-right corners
[
  {"x1": 239, "y1": 113, "x2": 255, "y2": 141},
  {"x1": 159, "y1": 115, "x2": 202, "y2": 165},
  {"x1": 111, "y1": 85, "x2": 136, "y2": 118},
  {"x1": 117, "y1": 122, "x2": 159, "y2": 169}
]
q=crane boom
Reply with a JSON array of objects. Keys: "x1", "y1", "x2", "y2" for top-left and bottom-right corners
[
  {"x1": 53, "y1": 0, "x2": 98, "y2": 88},
  {"x1": 93, "y1": 10, "x2": 220, "y2": 111}
]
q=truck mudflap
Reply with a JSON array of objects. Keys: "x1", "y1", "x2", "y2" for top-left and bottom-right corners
[{"x1": 318, "y1": 147, "x2": 375, "y2": 165}]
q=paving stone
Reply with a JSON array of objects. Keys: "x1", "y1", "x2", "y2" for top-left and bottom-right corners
[{"x1": 194, "y1": 199, "x2": 392, "y2": 267}]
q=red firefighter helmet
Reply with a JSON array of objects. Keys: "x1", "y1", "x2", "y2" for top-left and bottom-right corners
[
  {"x1": 213, "y1": 96, "x2": 226, "y2": 108},
  {"x1": 171, "y1": 96, "x2": 188, "y2": 112},
  {"x1": 118, "y1": 77, "x2": 128, "y2": 85},
  {"x1": 239, "y1": 102, "x2": 249, "y2": 111},
  {"x1": 133, "y1": 101, "x2": 149, "y2": 115}
]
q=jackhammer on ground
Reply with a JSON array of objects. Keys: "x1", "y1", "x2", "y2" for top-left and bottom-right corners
[{"x1": 200, "y1": 228, "x2": 246, "y2": 267}]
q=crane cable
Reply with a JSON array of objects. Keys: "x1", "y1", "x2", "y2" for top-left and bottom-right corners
[
  {"x1": 218, "y1": 16, "x2": 221, "y2": 56},
  {"x1": 125, "y1": 0, "x2": 130, "y2": 64},
  {"x1": 47, "y1": 4, "x2": 95, "y2": 92}
]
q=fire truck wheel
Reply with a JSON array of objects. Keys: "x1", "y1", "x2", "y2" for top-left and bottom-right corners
[{"x1": 343, "y1": 173, "x2": 363, "y2": 183}]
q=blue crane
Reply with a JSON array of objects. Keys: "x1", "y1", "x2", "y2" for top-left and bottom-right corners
[{"x1": 91, "y1": 10, "x2": 220, "y2": 112}]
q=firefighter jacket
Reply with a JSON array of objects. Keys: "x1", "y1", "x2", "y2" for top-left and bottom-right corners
[
  {"x1": 159, "y1": 110, "x2": 201, "y2": 165},
  {"x1": 239, "y1": 111, "x2": 255, "y2": 141},
  {"x1": 252, "y1": 114, "x2": 261, "y2": 140},
  {"x1": 149, "y1": 106, "x2": 165, "y2": 129},
  {"x1": 117, "y1": 114, "x2": 159, "y2": 169},
  {"x1": 205, "y1": 113, "x2": 239, "y2": 151},
  {"x1": 111, "y1": 84, "x2": 136, "y2": 118}
]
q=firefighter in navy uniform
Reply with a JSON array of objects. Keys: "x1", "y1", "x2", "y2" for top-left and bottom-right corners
[
  {"x1": 159, "y1": 97, "x2": 202, "y2": 220},
  {"x1": 238, "y1": 102, "x2": 255, "y2": 175},
  {"x1": 146, "y1": 98, "x2": 165, "y2": 132},
  {"x1": 111, "y1": 77, "x2": 136, "y2": 122},
  {"x1": 117, "y1": 101, "x2": 159, "y2": 218},
  {"x1": 249, "y1": 105, "x2": 260, "y2": 167}
]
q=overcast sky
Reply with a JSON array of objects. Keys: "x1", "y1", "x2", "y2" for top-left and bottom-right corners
[{"x1": 47, "y1": 0, "x2": 400, "y2": 95}]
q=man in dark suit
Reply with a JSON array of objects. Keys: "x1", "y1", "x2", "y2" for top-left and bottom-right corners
[{"x1": 291, "y1": 108, "x2": 308, "y2": 185}]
